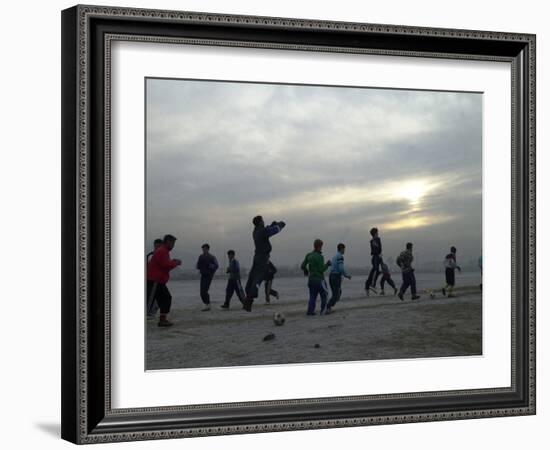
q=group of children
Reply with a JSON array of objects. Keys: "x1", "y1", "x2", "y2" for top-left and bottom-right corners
[{"x1": 146, "y1": 218, "x2": 466, "y2": 326}]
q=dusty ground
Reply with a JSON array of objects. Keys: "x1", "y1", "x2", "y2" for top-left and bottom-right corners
[{"x1": 146, "y1": 278, "x2": 482, "y2": 370}]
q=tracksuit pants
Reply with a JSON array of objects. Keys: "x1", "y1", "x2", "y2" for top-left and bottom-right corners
[
  {"x1": 365, "y1": 254, "x2": 381, "y2": 289},
  {"x1": 200, "y1": 273, "x2": 214, "y2": 304},
  {"x1": 328, "y1": 273, "x2": 342, "y2": 307},
  {"x1": 399, "y1": 271, "x2": 417, "y2": 297},
  {"x1": 245, "y1": 253, "x2": 269, "y2": 299},
  {"x1": 307, "y1": 278, "x2": 328, "y2": 315}
]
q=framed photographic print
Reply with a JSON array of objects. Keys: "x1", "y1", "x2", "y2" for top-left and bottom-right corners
[{"x1": 61, "y1": 4, "x2": 536, "y2": 444}]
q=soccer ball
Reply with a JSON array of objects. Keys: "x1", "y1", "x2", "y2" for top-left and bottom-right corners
[{"x1": 273, "y1": 312, "x2": 286, "y2": 326}]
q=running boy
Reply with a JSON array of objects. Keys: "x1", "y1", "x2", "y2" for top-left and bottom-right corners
[
  {"x1": 146, "y1": 234, "x2": 182, "y2": 327},
  {"x1": 442, "y1": 246, "x2": 461, "y2": 298},
  {"x1": 196, "y1": 243, "x2": 219, "y2": 311},
  {"x1": 326, "y1": 243, "x2": 352, "y2": 314},
  {"x1": 379, "y1": 258, "x2": 397, "y2": 296},
  {"x1": 221, "y1": 250, "x2": 244, "y2": 309},
  {"x1": 365, "y1": 227, "x2": 382, "y2": 296},
  {"x1": 396, "y1": 242, "x2": 420, "y2": 301}
]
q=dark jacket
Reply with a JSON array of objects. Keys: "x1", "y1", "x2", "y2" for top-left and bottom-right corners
[
  {"x1": 196, "y1": 253, "x2": 219, "y2": 276},
  {"x1": 253, "y1": 221, "x2": 285, "y2": 256},
  {"x1": 370, "y1": 237, "x2": 382, "y2": 256},
  {"x1": 226, "y1": 258, "x2": 241, "y2": 280}
]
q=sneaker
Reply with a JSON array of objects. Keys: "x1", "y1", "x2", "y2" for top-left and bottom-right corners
[
  {"x1": 158, "y1": 319, "x2": 174, "y2": 327},
  {"x1": 393, "y1": 288, "x2": 398, "y2": 296},
  {"x1": 442, "y1": 288, "x2": 446, "y2": 296},
  {"x1": 365, "y1": 289, "x2": 370, "y2": 297},
  {"x1": 220, "y1": 304, "x2": 229, "y2": 310},
  {"x1": 412, "y1": 295, "x2": 420, "y2": 300},
  {"x1": 325, "y1": 307, "x2": 332, "y2": 315},
  {"x1": 380, "y1": 290, "x2": 386, "y2": 296},
  {"x1": 369, "y1": 287, "x2": 378, "y2": 294},
  {"x1": 398, "y1": 292, "x2": 404, "y2": 301},
  {"x1": 201, "y1": 304, "x2": 211, "y2": 311},
  {"x1": 275, "y1": 292, "x2": 280, "y2": 300},
  {"x1": 306, "y1": 312, "x2": 317, "y2": 316},
  {"x1": 265, "y1": 300, "x2": 271, "y2": 305}
]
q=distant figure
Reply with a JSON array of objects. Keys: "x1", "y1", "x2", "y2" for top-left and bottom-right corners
[
  {"x1": 196, "y1": 243, "x2": 219, "y2": 311},
  {"x1": 442, "y1": 246, "x2": 461, "y2": 298},
  {"x1": 243, "y1": 216, "x2": 286, "y2": 312},
  {"x1": 221, "y1": 250, "x2": 244, "y2": 309},
  {"x1": 326, "y1": 243, "x2": 352, "y2": 314},
  {"x1": 301, "y1": 239, "x2": 331, "y2": 316},
  {"x1": 365, "y1": 227, "x2": 382, "y2": 296},
  {"x1": 264, "y1": 260, "x2": 279, "y2": 304},
  {"x1": 146, "y1": 234, "x2": 182, "y2": 327},
  {"x1": 478, "y1": 255, "x2": 483, "y2": 291},
  {"x1": 379, "y1": 258, "x2": 397, "y2": 296},
  {"x1": 396, "y1": 242, "x2": 420, "y2": 301},
  {"x1": 146, "y1": 238, "x2": 164, "y2": 319}
]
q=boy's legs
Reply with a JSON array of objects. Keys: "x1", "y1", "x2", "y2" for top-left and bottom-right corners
[
  {"x1": 307, "y1": 279, "x2": 320, "y2": 315},
  {"x1": 328, "y1": 273, "x2": 341, "y2": 307},
  {"x1": 319, "y1": 280, "x2": 328, "y2": 314},
  {"x1": 157, "y1": 284, "x2": 173, "y2": 325},
  {"x1": 410, "y1": 272, "x2": 418, "y2": 297},
  {"x1": 399, "y1": 272, "x2": 411, "y2": 298},
  {"x1": 224, "y1": 280, "x2": 235, "y2": 307}
]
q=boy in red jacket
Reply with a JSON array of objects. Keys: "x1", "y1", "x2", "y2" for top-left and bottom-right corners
[{"x1": 146, "y1": 234, "x2": 181, "y2": 327}]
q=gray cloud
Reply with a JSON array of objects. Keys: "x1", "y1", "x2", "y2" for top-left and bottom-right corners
[{"x1": 145, "y1": 78, "x2": 482, "y2": 269}]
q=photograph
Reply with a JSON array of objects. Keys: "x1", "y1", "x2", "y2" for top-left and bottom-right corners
[{"x1": 144, "y1": 78, "x2": 484, "y2": 370}]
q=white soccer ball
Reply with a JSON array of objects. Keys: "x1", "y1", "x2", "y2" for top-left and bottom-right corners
[{"x1": 273, "y1": 312, "x2": 286, "y2": 326}]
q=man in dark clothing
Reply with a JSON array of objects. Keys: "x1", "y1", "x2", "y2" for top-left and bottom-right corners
[
  {"x1": 221, "y1": 250, "x2": 244, "y2": 309},
  {"x1": 396, "y1": 242, "x2": 420, "y2": 301},
  {"x1": 196, "y1": 243, "x2": 219, "y2": 311},
  {"x1": 264, "y1": 260, "x2": 279, "y2": 304},
  {"x1": 365, "y1": 227, "x2": 382, "y2": 296},
  {"x1": 243, "y1": 215, "x2": 286, "y2": 312}
]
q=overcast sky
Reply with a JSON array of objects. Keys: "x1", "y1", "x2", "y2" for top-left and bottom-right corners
[{"x1": 146, "y1": 78, "x2": 482, "y2": 269}]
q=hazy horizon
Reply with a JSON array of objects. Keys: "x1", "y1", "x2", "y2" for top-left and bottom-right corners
[{"x1": 146, "y1": 78, "x2": 482, "y2": 269}]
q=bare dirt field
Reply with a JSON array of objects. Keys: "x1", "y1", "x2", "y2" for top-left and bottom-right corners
[{"x1": 146, "y1": 273, "x2": 482, "y2": 370}]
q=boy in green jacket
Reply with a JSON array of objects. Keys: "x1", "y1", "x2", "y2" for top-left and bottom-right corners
[{"x1": 301, "y1": 239, "x2": 331, "y2": 315}]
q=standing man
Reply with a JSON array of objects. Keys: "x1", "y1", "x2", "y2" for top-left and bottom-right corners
[
  {"x1": 396, "y1": 242, "x2": 420, "y2": 301},
  {"x1": 442, "y1": 246, "x2": 462, "y2": 298},
  {"x1": 221, "y1": 250, "x2": 244, "y2": 309},
  {"x1": 146, "y1": 234, "x2": 182, "y2": 327},
  {"x1": 243, "y1": 216, "x2": 286, "y2": 312},
  {"x1": 196, "y1": 243, "x2": 219, "y2": 311},
  {"x1": 264, "y1": 259, "x2": 279, "y2": 304},
  {"x1": 365, "y1": 227, "x2": 382, "y2": 296},
  {"x1": 146, "y1": 238, "x2": 164, "y2": 319},
  {"x1": 326, "y1": 243, "x2": 352, "y2": 314},
  {"x1": 301, "y1": 239, "x2": 331, "y2": 316}
]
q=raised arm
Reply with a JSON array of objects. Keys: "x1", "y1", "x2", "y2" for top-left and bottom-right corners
[{"x1": 265, "y1": 221, "x2": 286, "y2": 237}]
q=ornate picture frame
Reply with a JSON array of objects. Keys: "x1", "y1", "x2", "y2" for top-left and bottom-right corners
[{"x1": 61, "y1": 4, "x2": 535, "y2": 444}]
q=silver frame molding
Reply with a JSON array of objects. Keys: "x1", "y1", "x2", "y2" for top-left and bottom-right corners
[{"x1": 61, "y1": 4, "x2": 536, "y2": 444}]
